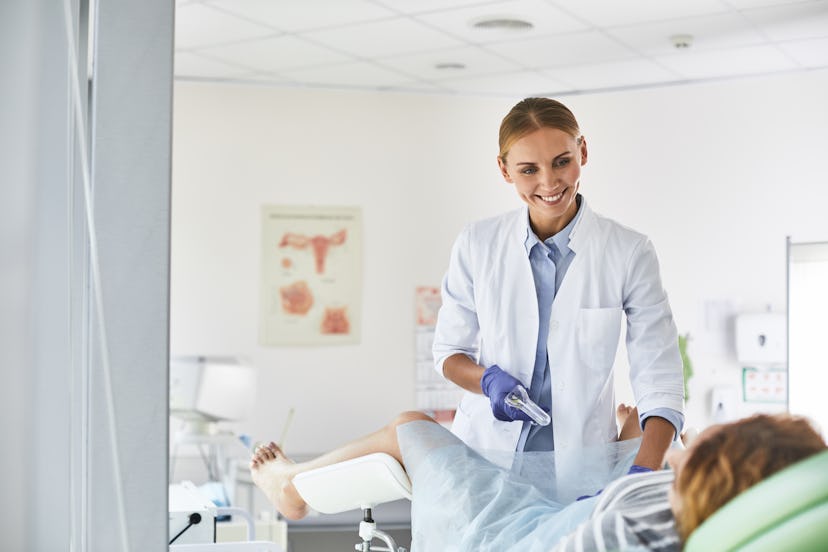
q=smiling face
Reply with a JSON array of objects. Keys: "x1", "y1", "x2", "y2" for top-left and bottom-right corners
[{"x1": 497, "y1": 127, "x2": 588, "y2": 240}]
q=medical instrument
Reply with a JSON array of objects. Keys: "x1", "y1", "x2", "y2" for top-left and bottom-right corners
[
  {"x1": 504, "y1": 385, "x2": 551, "y2": 426},
  {"x1": 481, "y1": 365, "x2": 533, "y2": 422}
]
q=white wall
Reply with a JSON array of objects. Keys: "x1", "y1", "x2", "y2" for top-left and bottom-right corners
[{"x1": 172, "y1": 69, "x2": 828, "y2": 456}]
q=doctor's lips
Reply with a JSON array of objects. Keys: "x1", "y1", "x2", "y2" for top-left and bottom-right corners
[{"x1": 537, "y1": 188, "x2": 567, "y2": 204}]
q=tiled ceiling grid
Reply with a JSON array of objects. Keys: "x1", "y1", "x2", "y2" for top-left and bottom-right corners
[{"x1": 174, "y1": 0, "x2": 828, "y2": 96}]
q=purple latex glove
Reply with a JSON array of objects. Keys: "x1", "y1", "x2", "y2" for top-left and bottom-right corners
[
  {"x1": 576, "y1": 489, "x2": 602, "y2": 501},
  {"x1": 480, "y1": 365, "x2": 532, "y2": 422}
]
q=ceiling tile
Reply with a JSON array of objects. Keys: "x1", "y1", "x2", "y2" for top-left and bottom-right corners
[
  {"x1": 552, "y1": 0, "x2": 732, "y2": 28},
  {"x1": 278, "y1": 61, "x2": 418, "y2": 88},
  {"x1": 741, "y1": 1, "x2": 828, "y2": 42},
  {"x1": 414, "y1": 0, "x2": 588, "y2": 44},
  {"x1": 230, "y1": 72, "x2": 294, "y2": 85},
  {"x1": 373, "y1": 0, "x2": 502, "y2": 15},
  {"x1": 491, "y1": 30, "x2": 637, "y2": 69},
  {"x1": 303, "y1": 17, "x2": 465, "y2": 57},
  {"x1": 172, "y1": 0, "x2": 826, "y2": 95},
  {"x1": 607, "y1": 13, "x2": 766, "y2": 56},
  {"x1": 777, "y1": 37, "x2": 828, "y2": 67},
  {"x1": 655, "y1": 44, "x2": 797, "y2": 79},
  {"x1": 196, "y1": 35, "x2": 352, "y2": 72},
  {"x1": 725, "y1": 0, "x2": 810, "y2": 7},
  {"x1": 544, "y1": 59, "x2": 681, "y2": 90},
  {"x1": 175, "y1": 3, "x2": 275, "y2": 49},
  {"x1": 378, "y1": 46, "x2": 519, "y2": 81},
  {"x1": 175, "y1": 52, "x2": 253, "y2": 78},
  {"x1": 438, "y1": 69, "x2": 573, "y2": 96},
  {"x1": 205, "y1": 0, "x2": 397, "y2": 32}
]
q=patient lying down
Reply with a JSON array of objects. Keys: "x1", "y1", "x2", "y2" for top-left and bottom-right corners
[{"x1": 250, "y1": 408, "x2": 825, "y2": 550}]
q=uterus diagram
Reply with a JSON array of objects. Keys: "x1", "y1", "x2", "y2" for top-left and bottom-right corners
[{"x1": 278, "y1": 229, "x2": 347, "y2": 274}]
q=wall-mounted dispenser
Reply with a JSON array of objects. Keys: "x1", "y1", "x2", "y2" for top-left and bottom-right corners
[{"x1": 735, "y1": 313, "x2": 786, "y2": 365}]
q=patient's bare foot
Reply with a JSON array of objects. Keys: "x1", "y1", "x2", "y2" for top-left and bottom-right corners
[
  {"x1": 250, "y1": 442, "x2": 308, "y2": 520},
  {"x1": 617, "y1": 403, "x2": 643, "y2": 441},
  {"x1": 617, "y1": 404, "x2": 634, "y2": 426}
]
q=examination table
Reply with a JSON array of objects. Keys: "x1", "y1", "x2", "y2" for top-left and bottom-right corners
[{"x1": 294, "y1": 448, "x2": 828, "y2": 551}]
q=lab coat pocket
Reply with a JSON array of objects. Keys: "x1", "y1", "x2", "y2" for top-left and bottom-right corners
[{"x1": 577, "y1": 307, "x2": 623, "y2": 373}]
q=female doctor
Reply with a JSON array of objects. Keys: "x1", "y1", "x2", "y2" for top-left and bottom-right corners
[{"x1": 432, "y1": 97, "x2": 684, "y2": 471}]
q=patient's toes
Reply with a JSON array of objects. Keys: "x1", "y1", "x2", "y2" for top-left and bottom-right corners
[{"x1": 616, "y1": 404, "x2": 631, "y2": 423}]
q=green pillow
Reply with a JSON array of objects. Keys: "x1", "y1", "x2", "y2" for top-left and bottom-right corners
[{"x1": 685, "y1": 449, "x2": 828, "y2": 552}]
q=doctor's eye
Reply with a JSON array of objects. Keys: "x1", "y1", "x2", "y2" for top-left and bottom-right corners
[
  {"x1": 553, "y1": 157, "x2": 572, "y2": 168},
  {"x1": 520, "y1": 167, "x2": 538, "y2": 175}
]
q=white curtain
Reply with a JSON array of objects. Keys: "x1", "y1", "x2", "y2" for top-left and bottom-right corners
[{"x1": 0, "y1": 0, "x2": 173, "y2": 549}]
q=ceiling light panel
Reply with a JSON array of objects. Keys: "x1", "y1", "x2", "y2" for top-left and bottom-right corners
[
  {"x1": 205, "y1": 0, "x2": 397, "y2": 32},
  {"x1": 175, "y1": 3, "x2": 275, "y2": 49},
  {"x1": 303, "y1": 17, "x2": 464, "y2": 58},
  {"x1": 551, "y1": 0, "x2": 732, "y2": 28},
  {"x1": 197, "y1": 35, "x2": 352, "y2": 73},
  {"x1": 416, "y1": 0, "x2": 587, "y2": 44}
]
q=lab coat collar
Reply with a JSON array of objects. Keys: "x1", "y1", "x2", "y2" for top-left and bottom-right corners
[
  {"x1": 519, "y1": 194, "x2": 591, "y2": 255},
  {"x1": 567, "y1": 195, "x2": 594, "y2": 253}
]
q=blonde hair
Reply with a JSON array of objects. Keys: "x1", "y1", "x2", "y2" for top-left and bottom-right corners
[
  {"x1": 498, "y1": 97, "x2": 581, "y2": 161},
  {"x1": 674, "y1": 414, "x2": 826, "y2": 541}
]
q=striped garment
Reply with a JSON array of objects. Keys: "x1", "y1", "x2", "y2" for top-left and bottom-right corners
[{"x1": 552, "y1": 470, "x2": 681, "y2": 552}]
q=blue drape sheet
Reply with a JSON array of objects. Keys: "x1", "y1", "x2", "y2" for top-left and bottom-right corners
[{"x1": 398, "y1": 421, "x2": 640, "y2": 551}]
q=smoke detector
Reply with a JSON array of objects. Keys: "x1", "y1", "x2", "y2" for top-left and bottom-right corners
[{"x1": 670, "y1": 34, "x2": 694, "y2": 49}]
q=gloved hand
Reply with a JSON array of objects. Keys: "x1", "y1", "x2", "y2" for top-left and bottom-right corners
[
  {"x1": 576, "y1": 489, "x2": 602, "y2": 501},
  {"x1": 480, "y1": 365, "x2": 532, "y2": 422}
]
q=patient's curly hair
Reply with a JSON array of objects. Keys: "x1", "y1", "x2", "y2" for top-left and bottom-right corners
[{"x1": 674, "y1": 414, "x2": 825, "y2": 541}]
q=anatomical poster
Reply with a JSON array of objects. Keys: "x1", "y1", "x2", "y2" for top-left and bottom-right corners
[{"x1": 259, "y1": 205, "x2": 362, "y2": 346}]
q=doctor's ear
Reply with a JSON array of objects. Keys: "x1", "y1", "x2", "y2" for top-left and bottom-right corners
[
  {"x1": 497, "y1": 156, "x2": 513, "y2": 182},
  {"x1": 578, "y1": 136, "x2": 588, "y2": 166}
]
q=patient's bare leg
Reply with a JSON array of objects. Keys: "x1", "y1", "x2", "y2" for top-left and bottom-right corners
[
  {"x1": 617, "y1": 403, "x2": 643, "y2": 441},
  {"x1": 250, "y1": 410, "x2": 433, "y2": 520}
]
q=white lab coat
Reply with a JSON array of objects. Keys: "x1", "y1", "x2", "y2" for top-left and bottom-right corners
[{"x1": 433, "y1": 200, "x2": 684, "y2": 453}]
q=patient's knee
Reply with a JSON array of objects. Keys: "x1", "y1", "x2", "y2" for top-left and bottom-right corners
[{"x1": 391, "y1": 410, "x2": 434, "y2": 429}]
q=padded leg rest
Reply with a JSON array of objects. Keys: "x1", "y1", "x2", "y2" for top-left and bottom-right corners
[{"x1": 292, "y1": 452, "x2": 412, "y2": 514}]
